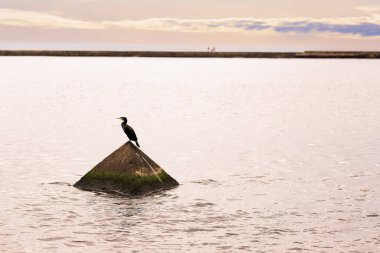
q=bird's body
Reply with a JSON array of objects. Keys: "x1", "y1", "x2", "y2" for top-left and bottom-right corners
[{"x1": 118, "y1": 117, "x2": 140, "y2": 147}]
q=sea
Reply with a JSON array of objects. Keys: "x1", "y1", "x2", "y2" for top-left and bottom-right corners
[{"x1": 0, "y1": 57, "x2": 379, "y2": 252}]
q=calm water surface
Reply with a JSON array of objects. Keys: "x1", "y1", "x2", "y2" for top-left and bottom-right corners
[{"x1": 0, "y1": 57, "x2": 379, "y2": 252}]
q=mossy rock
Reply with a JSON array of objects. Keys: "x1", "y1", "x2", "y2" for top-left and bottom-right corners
[{"x1": 74, "y1": 142, "x2": 179, "y2": 196}]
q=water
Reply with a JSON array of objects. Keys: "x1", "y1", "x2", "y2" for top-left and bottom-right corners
[{"x1": 0, "y1": 57, "x2": 379, "y2": 252}]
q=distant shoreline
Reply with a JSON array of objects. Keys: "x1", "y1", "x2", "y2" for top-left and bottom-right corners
[{"x1": 0, "y1": 50, "x2": 379, "y2": 58}]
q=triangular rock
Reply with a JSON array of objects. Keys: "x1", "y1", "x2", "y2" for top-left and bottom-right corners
[{"x1": 74, "y1": 142, "x2": 179, "y2": 196}]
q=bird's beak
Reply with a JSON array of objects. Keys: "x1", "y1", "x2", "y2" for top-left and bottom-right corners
[{"x1": 117, "y1": 117, "x2": 121, "y2": 120}]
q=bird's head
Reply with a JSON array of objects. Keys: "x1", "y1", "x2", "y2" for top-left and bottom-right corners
[{"x1": 117, "y1": 117, "x2": 127, "y2": 122}]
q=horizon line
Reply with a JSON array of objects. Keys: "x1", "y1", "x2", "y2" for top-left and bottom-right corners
[{"x1": 0, "y1": 50, "x2": 380, "y2": 59}]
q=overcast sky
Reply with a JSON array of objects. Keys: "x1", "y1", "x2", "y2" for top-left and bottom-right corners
[{"x1": 1, "y1": 0, "x2": 380, "y2": 51}]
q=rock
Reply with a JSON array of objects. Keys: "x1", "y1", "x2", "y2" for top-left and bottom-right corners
[{"x1": 74, "y1": 142, "x2": 179, "y2": 196}]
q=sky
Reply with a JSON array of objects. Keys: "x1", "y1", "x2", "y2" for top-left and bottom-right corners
[{"x1": 0, "y1": 0, "x2": 380, "y2": 51}]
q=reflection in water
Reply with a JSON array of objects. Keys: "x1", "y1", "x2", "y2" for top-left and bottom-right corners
[{"x1": 0, "y1": 57, "x2": 380, "y2": 252}]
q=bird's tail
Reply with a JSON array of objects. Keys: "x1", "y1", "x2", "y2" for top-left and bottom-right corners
[{"x1": 135, "y1": 140, "x2": 140, "y2": 147}]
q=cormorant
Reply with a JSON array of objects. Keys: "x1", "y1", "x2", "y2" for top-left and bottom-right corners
[{"x1": 117, "y1": 117, "x2": 140, "y2": 147}]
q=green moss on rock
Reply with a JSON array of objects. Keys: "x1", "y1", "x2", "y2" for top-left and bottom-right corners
[{"x1": 79, "y1": 170, "x2": 172, "y2": 194}]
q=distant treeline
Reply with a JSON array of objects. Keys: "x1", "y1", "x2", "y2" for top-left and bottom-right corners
[{"x1": 0, "y1": 50, "x2": 379, "y2": 58}]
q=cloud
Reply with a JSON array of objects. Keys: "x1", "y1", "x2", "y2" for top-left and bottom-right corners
[
  {"x1": 0, "y1": 8, "x2": 104, "y2": 29},
  {"x1": 1, "y1": 8, "x2": 380, "y2": 37},
  {"x1": 274, "y1": 21, "x2": 380, "y2": 37},
  {"x1": 355, "y1": 5, "x2": 380, "y2": 13}
]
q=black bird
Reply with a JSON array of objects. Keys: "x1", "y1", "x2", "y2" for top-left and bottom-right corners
[{"x1": 117, "y1": 117, "x2": 140, "y2": 147}]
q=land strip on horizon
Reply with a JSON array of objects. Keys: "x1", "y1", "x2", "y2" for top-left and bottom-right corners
[{"x1": 0, "y1": 50, "x2": 379, "y2": 58}]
